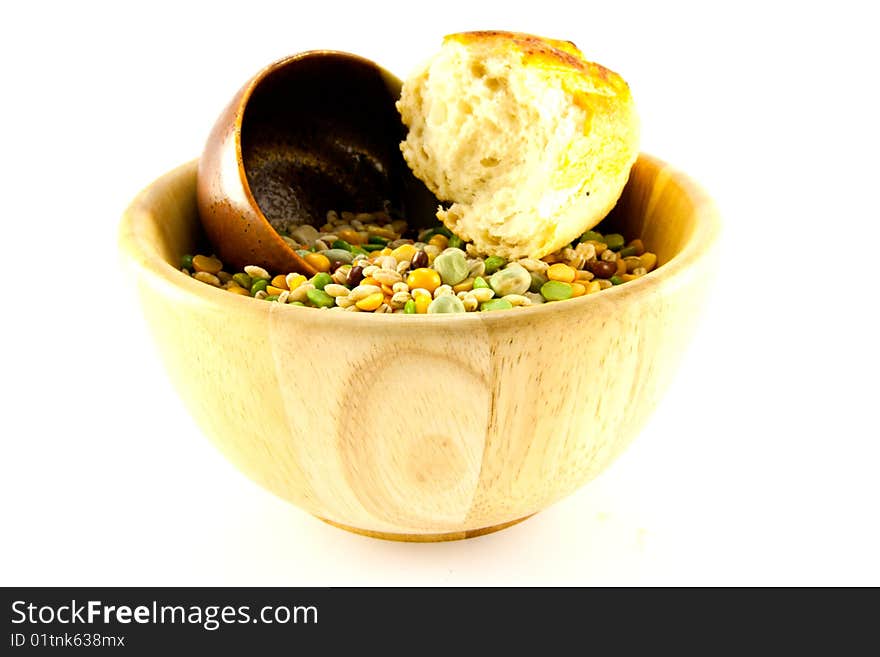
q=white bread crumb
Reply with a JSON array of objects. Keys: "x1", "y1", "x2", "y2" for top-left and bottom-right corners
[{"x1": 398, "y1": 31, "x2": 640, "y2": 259}]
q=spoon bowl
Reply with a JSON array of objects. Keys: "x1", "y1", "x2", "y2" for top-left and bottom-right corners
[{"x1": 197, "y1": 51, "x2": 438, "y2": 275}]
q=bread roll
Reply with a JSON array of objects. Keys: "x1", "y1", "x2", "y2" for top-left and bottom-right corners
[{"x1": 397, "y1": 31, "x2": 639, "y2": 259}]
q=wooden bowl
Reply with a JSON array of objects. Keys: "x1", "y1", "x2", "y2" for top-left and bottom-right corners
[{"x1": 119, "y1": 154, "x2": 720, "y2": 541}]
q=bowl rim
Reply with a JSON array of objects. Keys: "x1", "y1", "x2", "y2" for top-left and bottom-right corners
[{"x1": 120, "y1": 153, "x2": 720, "y2": 330}]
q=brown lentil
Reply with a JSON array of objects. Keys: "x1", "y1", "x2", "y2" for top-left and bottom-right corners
[
  {"x1": 588, "y1": 260, "x2": 617, "y2": 279},
  {"x1": 411, "y1": 249, "x2": 429, "y2": 269},
  {"x1": 346, "y1": 266, "x2": 365, "y2": 287}
]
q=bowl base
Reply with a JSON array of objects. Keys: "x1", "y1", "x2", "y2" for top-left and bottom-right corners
[{"x1": 315, "y1": 514, "x2": 536, "y2": 542}]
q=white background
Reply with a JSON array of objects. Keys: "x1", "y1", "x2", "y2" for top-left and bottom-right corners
[{"x1": 1, "y1": 1, "x2": 877, "y2": 586}]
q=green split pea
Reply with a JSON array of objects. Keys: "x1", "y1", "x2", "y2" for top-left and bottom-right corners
[
  {"x1": 540, "y1": 280, "x2": 573, "y2": 301},
  {"x1": 306, "y1": 288, "x2": 335, "y2": 308},
  {"x1": 310, "y1": 272, "x2": 333, "y2": 290},
  {"x1": 481, "y1": 299, "x2": 513, "y2": 312}
]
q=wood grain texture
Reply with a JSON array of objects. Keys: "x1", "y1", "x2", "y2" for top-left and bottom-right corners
[{"x1": 119, "y1": 154, "x2": 720, "y2": 541}]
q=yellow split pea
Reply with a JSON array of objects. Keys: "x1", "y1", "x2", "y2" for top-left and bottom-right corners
[
  {"x1": 355, "y1": 292, "x2": 384, "y2": 311},
  {"x1": 547, "y1": 263, "x2": 576, "y2": 283}
]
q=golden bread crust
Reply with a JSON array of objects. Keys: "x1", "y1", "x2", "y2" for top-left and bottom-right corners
[
  {"x1": 445, "y1": 31, "x2": 631, "y2": 112},
  {"x1": 399, "y1": 31, "x2": 640, "y2": 259}
]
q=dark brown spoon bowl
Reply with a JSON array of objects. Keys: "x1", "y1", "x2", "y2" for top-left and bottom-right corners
[{"x1": 197, "y1": 51, "x2": 437, "y2": 276}]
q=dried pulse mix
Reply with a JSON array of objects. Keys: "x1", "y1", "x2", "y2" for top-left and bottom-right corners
[{"x1": 180, "y1": 210, "x2": 657, "y2": 313}]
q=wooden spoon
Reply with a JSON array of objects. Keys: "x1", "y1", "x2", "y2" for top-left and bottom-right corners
[{"x1": 197, "y1": 51, "x2": 438, "y2": 276}]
